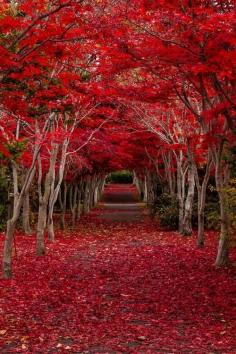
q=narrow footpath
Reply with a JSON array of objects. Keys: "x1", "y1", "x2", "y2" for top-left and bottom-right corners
[
  {"x1": 0, "y1": 184, "x2": 235, "y2": 353},
  {"x1": 99, "y1": 184, "x2": 145, "y2": 222}
]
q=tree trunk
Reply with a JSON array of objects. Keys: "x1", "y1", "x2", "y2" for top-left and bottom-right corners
[
  {"x1": 3, "y1": 171, "x2": 35, "y2": 277},
  {"x1": 59, "y1": 182, "x2": 67, "y2": 229},
  {"x1": 83, "y1": 178, "x2": 91, "y2": 214},
  {"x1": 3, "y1": 214, "x2": 20, "y2": 278},
  {"x1": 182, "y1": 163, "x2": 195, "y2": 236},
  {"x1": 36, "y1": 203, "x2": 47, "y2": 255},
  {"x1": 71, "y1": 185, "x2": 78, "y2": 228},
  {"x1": 76, "y1": 180, "x2": 82, "y2": 220},
  {"x1": 215, "y1": 173, "x2": 230, "y2": 266},
  {"x1": 196, "y1": 155, "x2": 212, "y2": 247},
  {"x1": 94, "y1": 183, "x2": 99, "y2": 205},
  {"x1": 163, "y1": 151, "x2": 175, "y2": 196},
  {"x1": 22, "y1": 191, "x2": 31, "y2": 234},
  {"x1": 47, "y1": 211, "x2": 55, "y2": 242},
  {"x1": 133, "y1": 171, "x2": 143, "y2": 199},
  {"x1": 47, "y1": 139, "x2": 69, "y2": 240},
  {"x1": 3, "y1": 160, "x2": 36, "y2": 278},
  {"x1": 97, "y1": 175, "x2": 105, "y2": 202},
  {"x1": 176, "y1": 162, "x2": 184, "y2": 234},
  {"x1": 36, "y1": 142, "x2": 58, "y2": 255},
  {"x1": 214, "y1": 143, "x2": 230, "y2": 266},
  {"x1": 2, "y1": 117, "x2": 50, "y2": 278},
  {"x1": 143, "y1": 175, "x2": 148, "y2": 203},
  {"x1": 215, "y1": 187, "x2": 230, "y2": 266},
  {"x1": 90, "y1": 175, "x2": 97, "y2": 209}
]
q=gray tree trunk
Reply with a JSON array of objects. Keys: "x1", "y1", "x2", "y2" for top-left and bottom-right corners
[
  {"x1": 83, "y1": 178, "x2": 91, "y2": 214},
  {"x1": 70, "y1": 185, "x2": 78, "y2": 227},
  {"x1": 22, "y1": 191, "x2": 31, "y2": 234},
  {"x1": 214, "y1": 144, "x2": 230, "y2": 266},
  {"x1": 182, "y1": 162, "x2": 195, "y2": 236},
  {"x1": 59, "y1": 182, "x2": 67, "y2": 230},
  {"x1": 2, "y1": 147, "x2": 39, "y2": 278},
  {"x1": 36, "y1": 142, "x2": 58, "y2": 255},
  {"x1": 76, "y1": 180, "x2": 82, "y2": 220},
  {"x1": 195, "y1": 154, "x2": 212, "y2": 247},
  {"x1": 2, "y1": 163, "x2": 36, "y2": 278},
  {"x1": 176, "y1": 154, "x2": 188, "y2": 234},
  {"x1": 2, "y1": 116, "x2": 52, "y2": 277},
  {"x1": 47, "y1": 139, "x2": 69, "y2": 240}
]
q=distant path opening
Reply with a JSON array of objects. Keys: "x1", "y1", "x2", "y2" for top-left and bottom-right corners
[{"x1": 99, "y1": 183, "x2": 145, "y2": 222}]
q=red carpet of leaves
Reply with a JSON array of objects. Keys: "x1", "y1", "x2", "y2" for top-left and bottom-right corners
[{"x1": 0, "y1": 185, "x2": 236, "y2": 353}]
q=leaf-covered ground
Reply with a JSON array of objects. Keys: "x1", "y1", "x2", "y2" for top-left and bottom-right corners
[{"x1": 0, "y1": 185, "x2": 236, "y2": 353}]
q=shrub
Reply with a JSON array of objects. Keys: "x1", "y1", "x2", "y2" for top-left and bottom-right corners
[
  {"x1": 204, "y1": 179, "x2": 236, "y2": 243},
  {"x1": 106, "y1": 170, "x2": 133, "y2": 184},
  {"x1": 226, "y1": 179, "x2": 236, "y2": 246},
  {"x1": 153, "y1": 193, "x2": 179, "y2": 229},
  {"x1": 205, "y1": 202, "x2": 220, "y2": 230}
]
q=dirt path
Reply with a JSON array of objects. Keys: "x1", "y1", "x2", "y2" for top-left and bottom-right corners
[
  {"x1": 98, "y1": 184, "x2": 145, "y2": 222},
  {"x1": 0, "y1": 184, "x2": 235, "y2": 353}
]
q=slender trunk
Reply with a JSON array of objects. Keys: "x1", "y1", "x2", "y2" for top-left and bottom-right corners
[
  {"x1": 214, "y1": 147, "x2": 230, "y2": 266},
  {"x1": 2, "y1": 167, "x2": 38, "y2": 279},
  {"x1": 36, "y1": 142, "x2": 58, "y2": 255},
  {"x1": 100, "y1": 177, "x2": 106, "y2": 199},
  {"x1": 47, "y1": 210, "x2": 54, "y2": 242},
  {"x1": 2, "y1": 117, "x2": 50, "y2": 278},
  {"x1": 36, "y1": 203, "x2": 47, "y2": 256},
  {"x1": 71, "y1": 185, "x2": 78, "y2": 227},
  {"x1": 3, "y1": 212, "x2": 21, "y2": 278},
  {"x1": 22, "y1": 191, "x2": 31, "y2": 234},
  {"x1": 69, "y1": 184, "x2": 73, "y2": 216},
  {"x1": 197, "y1": 209, "x2": 205, "y2": 247},
  {"x1": 176, "y1": 161, "x2": 184, "y2": 234},
  {"x1": 89, "y1": 178, "x2": 94, "y2": 210},
  {"x1": 94, "y1": 185, "x2": 99, "y2": 205},
  {"x1": 90, "y1": 175, "x2": 97, "y2": 209},
  {"x1": 133, "y1": 171, "x2": 142, "y2": 198},
  {"x1": 59, "y1": 182, "x2": 67, "y2": 230},
  {"x1": 178, "y1": 199, "x2": 184, "y2": 234},
  {"x1": 163, "y1": 152, "x2": 175, "y2": 196},
  {"x1": 83, "y1": 178, "x2": 91, "y2": 214},
  {"x1": 98, "y1": 176, "x2": 106, "y2": 201},
  {"x1": 3, "y1": 154, "x2": 37, "y2": 278},
  {"x1": 215, "y1": 188, "x2": 230, "y2": 266},
  {"x1": 47, "y1": 139, "x2": 69, "y2": 240},
  {"x1": 182, "y1": 162, "x2": 195, "y2": 236},
  {"x1": 76, "y1": 180, "x2": 82, "y2": 220},
  {"x1": 143, "y1": 175, "x2": 148, "y2": 203},
  {"x1": 195, "y1": 155, "x2": 212, "y2": 247}
]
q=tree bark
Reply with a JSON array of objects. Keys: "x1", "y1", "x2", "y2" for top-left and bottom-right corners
[
  {"x1": 76, "y1": 180, "x2": 82, "y2": 220},
  {"x1": 163, "y1": 151, "x2": 175, "y2": 196},
  {"x1": 36, "y1": 142, "x2": 58, "y2": 255},
  {"x1": 47, "y1": 139, "x2": 69, "y2": 240},
  {"x1": 36, "y1": 203, "x2": 47, "y2": 256},
  {"x1": 143, "y1": 175, "x2": 148, "y2": 203},
  {"x1": 214, "y1": 144, "x2": 230, "y2": 266},
  {"x1": 176, "y1": 153, "x2": 188, "y2": 234},
  {"x1": 83, "y1": 178, "x2": 91, "y2": 214},
  {"x1": 70, "y1": 185, "x2": 78, "y2": 228},
  {"x1": 22, "y1": 191, "x2": 31, "y2": 234},
  {"x1": 59, "y1": 182, "x2": 67, "y2": 230},
  {"x1": 3, "y1": 214, "x2": 20, "y2": 278},
  {"x1": 195, "y1": 154, "x2": 212, "y2": 247},
  {"x1": 182, "y1": 161, "x2": 195, "y2": 236},
  {"x1": 2, "y1": 116, "x2": 52, "y2": 277},
  {"x1": 2, "y1": 148, "x2": 38, "y2": 278}
]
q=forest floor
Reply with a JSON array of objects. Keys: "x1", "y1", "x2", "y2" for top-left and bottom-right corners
[{"x1": 0, "y1": 184, "x2": 236, "y2": 353}]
